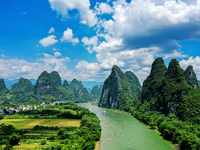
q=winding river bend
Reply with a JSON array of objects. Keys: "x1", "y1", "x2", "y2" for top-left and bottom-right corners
[{"x1": 79, "y1": 103, "x2": 176, "y2": 150}]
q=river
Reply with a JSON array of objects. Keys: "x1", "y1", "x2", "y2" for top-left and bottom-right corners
[{"x1": 79, "y1": 103, "x2": 176, "y2": 150}]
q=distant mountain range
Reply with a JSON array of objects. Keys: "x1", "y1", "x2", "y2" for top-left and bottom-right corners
[
  {"x1": 0, "y1": 71, "x2": 103, "y2": 104},
  {"x1": 4, "y1": 79, "x2": 103, "y2": 91}
]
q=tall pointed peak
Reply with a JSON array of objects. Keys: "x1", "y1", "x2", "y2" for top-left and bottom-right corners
[
  {"x1": 0, "y1": 79, "x2": 7, "y2": 89},
  {"x1": 166, "y1": 59, "x2": 184, "y2": 79},
  {"x1": 63, "y1": 80, "x2": 69, "y2": 86},
  {"x1": 112, "y1": 65, "x2": 122, "y2": 72},
  {"x1": 111, "y1": 65, "x2": 124, "y2": 78},
  {"x1": 71, "y1": 78, "x2": 80, "y2": 84},
  {"x1": 0, "y1": 79, "x2": 8, "y2": 96},
  {"x1": 150, "y1": 57, "x2": 167, "y2": 74},
  {"x1": 184, "y1": 65, "x2": 198, "y2": 88}
]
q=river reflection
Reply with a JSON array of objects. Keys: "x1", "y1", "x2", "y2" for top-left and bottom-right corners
[{"x1": 79, "y1": 103, "x2": 176, "y2": 150}]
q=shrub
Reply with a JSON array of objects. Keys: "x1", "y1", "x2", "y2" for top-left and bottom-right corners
[{"x1": 41, "y1": 140, "x2": 46, "y2": 145}]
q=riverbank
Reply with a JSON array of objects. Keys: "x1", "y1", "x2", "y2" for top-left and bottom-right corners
[
  {"x1": 95, "y1": 140, "x2": 101, "y2": 150},
  {"x1": 80, "y1": 103, "x2": 176, "y2": 150},
  {"x1": 90, "y1": 102, "x2": 129, "y2": 114}
]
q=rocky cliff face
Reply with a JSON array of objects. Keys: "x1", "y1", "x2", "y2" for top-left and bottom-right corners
[
  {"x1": 99, "y1": 65, "x2": 141, "y2": 110},
  {"x1": 35, "y1": 71, "x2": 62, "y2": 96},
  {"x1": 10, "y1": 78, "x2": 34, "y2": 95},
  {"x1": 184, "y1": 65, "x2": 198, "y2": 89},
  {"x1": 0, "y1": 79, "x2": 8, "y2": 96}
]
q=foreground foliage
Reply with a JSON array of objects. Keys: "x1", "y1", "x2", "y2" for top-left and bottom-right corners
[{"x1": 0, "y1": 102, "x2": 101, "y2": 150}]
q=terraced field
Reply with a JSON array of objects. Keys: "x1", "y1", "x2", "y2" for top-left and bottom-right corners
[{"x1": 0, "y1": 119, "x2": 80, "y2": 129}]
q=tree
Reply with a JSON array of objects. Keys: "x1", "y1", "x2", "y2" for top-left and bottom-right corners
[
  {"x1": 9, "y1": 133, "x2": 21, "y2": 146},
  {"x1": 4, "y1": 145, "x2": 13, "y2": 150},
  {"x1": 0, "y1": 114, "x2": 4, "y2": 120}
]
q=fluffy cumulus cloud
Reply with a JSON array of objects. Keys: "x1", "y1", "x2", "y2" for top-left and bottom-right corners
[
  {"x1": 94, "y1": 0, "x2": 200, "y2": 53},
  {"x1": 48, "y1": 0, "x2": 98, "y2": 27},
  {"x1": 61, "y1": 28, "x2": 79, "y2": 44},
  {"x1": 78, "y1": 0, "x2": 200, "y2": 82},
  {"x1": 0, "y1": 53, "x2": 73, "y2": 80},
  {"x1": 0, "y1": 58, "x2": 39, "y2": 79},
  {"x1": 95, "y1": 2, "x2": 113, "y2": 14},
  {"x1": 39, "y1": 35, "x2": 58, "y2": 47},
  {"x1": 81, "y1": 36, "x2": 98, "y2": 53},
  {"x1": 45, "y1": 0, "x2": 200, "y2": 82},
  {"x1": 75, "y1": 60, "x2": 101, "y2": 80}
]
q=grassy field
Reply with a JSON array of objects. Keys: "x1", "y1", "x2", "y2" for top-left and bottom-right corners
[
  {"x1": 0, "y1": 119, "x2": 80, "y2": 129},
  {"x1": 0, "y1": 118, "x2": 80, "y2": 149}
]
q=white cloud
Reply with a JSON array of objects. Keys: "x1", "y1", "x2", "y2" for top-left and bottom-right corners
[
  {"x1": 92, "y1": 0, "x2": 200, "y2": 54},
  {"x1": 54, "y1": 52, "x2": 62, "y2": 57},
  {"x1": 48, "y1": 27, "x2": 55, "y2": 33},
  {"x1": 39, "y1": 35, "x2": 58, "y2": 47},
  {"x1": 0, "y1": 58, "x2": 38, "y2": 79},
  {"x1": 135, "y1": 67, "x2": 151, "y2": 84},
  {"x1": 81, "y1": 36, "x2": 98, "y2": 53},
  {"x1": 76, "y1": 60, "x2": 101, "y2": 74},
  {"x1": 93, "y1": 34, "x2": 123, "y2": 53},
  {"x1": 95, "y1": 2, "x2": 113, "y2": 14},
  {"x1": 82, "y1": 36, "x2": 98, "y2": 46},
  {"x1": 96, "y1": 52, "x2": 125, "y2": 69},
  {"x1": 61, "y1": 28, "x2": 79, "y2": 44},
  {"x1": 75, "y1": 60, "x2": 109, "y2": 81},
  {"x1": 164, "y1": 50, "x2": 188, "y2": 59},
  {"x1": 0, "y1": 53, "x2": 73, "y2": 80},
  {"x1": 48, "y1": 0, "x2": 98, "y2": 27}
]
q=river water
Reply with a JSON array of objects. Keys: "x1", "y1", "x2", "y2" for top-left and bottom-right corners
[{"x1": 79, "y1": 103, "x2": 176, "y2": 150}]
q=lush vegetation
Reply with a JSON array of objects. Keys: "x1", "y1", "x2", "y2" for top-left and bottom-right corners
[
  {"x1": 132, "y1": 58, "x2": 200, "y2": 150},
  {"x1": 99, "y1": 65, "x2": 141, "y2": 111},
  {"x1": 99, "y1": 57, "x2": 200, "y2": 149},
  {"x1": 64, "y1": 79, "x2": 92, "y2": 103},
  {"x1": 131, "y1": 111, "x2": 200, "y2": 149},
  {"x1": 0, "y1": 71, "x2": 102, "y2": 107},
  {"x1": 0, "y1": 102, "x2": 101, "y2": 150}
]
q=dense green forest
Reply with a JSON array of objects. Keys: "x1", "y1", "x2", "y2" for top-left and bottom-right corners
[
  {"x1": 0, "y1": 102, "x2": 101, "y2": 149},
  {"x1": 0, "y1": 71, "x2": 102, "y2": 107},
  {"x1": 99, "y1": 57, "x2": 200, "y2": 150}
]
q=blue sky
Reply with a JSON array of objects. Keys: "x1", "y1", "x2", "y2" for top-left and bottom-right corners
[{"x1": 0, "y1": 0, "x2": 200, "y2": 83}]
